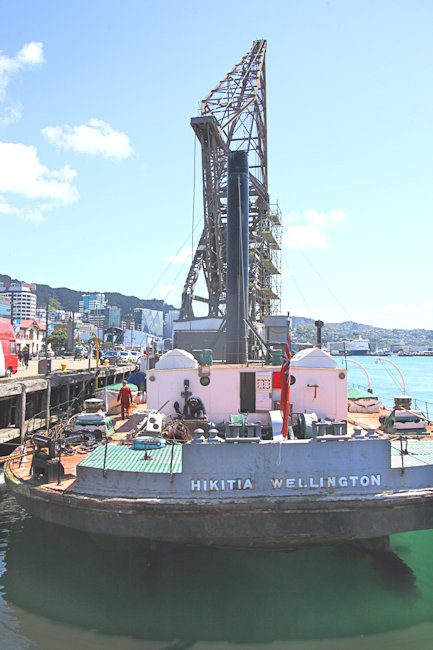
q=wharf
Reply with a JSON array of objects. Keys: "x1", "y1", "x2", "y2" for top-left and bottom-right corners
[{"x1": 0, "y1": 359, "x2": 137, "y2": 445}]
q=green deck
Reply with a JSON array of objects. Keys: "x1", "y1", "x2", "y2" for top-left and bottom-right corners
[
  {"x1": 77, "y1": 439, "x2": 433, "y2": 474},
  {"x1": 390, "y1": 439, "x2": 433, "y2": 467},
  {"x1": 78, "y1": 443, "x2": 182, "y2": 473}
]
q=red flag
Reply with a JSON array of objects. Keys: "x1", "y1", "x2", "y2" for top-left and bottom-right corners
[{"x1": 279, "y1": 331, "x2": 292, "y2": 437}]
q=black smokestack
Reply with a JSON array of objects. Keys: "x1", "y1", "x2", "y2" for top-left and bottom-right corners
[{"x1": 226, "y1": 150, "x2": 249, "y2": 364}]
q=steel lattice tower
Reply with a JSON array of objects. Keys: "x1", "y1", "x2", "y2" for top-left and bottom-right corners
[{"x1": 179, "y1": 39, "x2": 281, "y2": 322}]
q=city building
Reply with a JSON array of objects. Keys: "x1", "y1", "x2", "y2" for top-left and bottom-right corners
[
  {"x1": 0, "y1": 281, "x2": 37, "y2": 320},
  {"x1": 133, "y1": 308, "x2": 163, "y2": 338},
  {"x1": 105, "y1": 305, "x2": 121, "y2": 329},
  {"x1": 0, "y1": 294, "x2": 11, "y2": 319},
  {"x1": 15, "y1": 319, "x2": 46, "y2": 356},
  {"x1": 79, "y1": 293, "x2": 107, "y2": 326},
  {"x1": 163, "y1": 310, "x2": 180, "y2": 340},
  {"x1": 36, "y1": 308, "x2": 46, "y2": 322}
]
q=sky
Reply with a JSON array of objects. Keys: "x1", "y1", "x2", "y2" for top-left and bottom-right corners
[{"x1": 0, "y1": 0, "x2": 432, "y2": 330}]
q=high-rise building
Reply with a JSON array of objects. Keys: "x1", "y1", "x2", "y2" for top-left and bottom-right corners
[
  {"x1": 105, "y1": 305, "x2": 121, "y2": 329},
  {"x1": 79, "y1": 293, "x2": 107, "y2": 325},
  {"x1": 133, "y1": 308, "x2": 163, "y2": 338},
  {"x1": 164, "y1": 310, "x2": 180, "y2": 339},
  {"x1": 0, "y1": 281, "x2": 37, "y2": 320}
]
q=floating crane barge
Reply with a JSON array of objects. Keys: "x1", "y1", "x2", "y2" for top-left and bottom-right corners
[{"x1": 5, "y1": 42, "x2": 433, "y2": 550}]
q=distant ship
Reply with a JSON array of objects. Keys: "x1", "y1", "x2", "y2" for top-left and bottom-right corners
[{"x1": 347, "y1": 339, "x2": 370, "y2": 355}]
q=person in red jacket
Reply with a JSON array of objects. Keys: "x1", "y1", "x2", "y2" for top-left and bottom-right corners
[{"x1": 117, "y1": 379, "x2": 133, "y2": 419}]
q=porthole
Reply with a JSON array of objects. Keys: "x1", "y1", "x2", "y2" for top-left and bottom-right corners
[
  {"x1": 339, "y1": 372, "x2": 346, "y2": 380},
  {"x1": 200, "y1": 376, "x2": 210, "y2": 386},
  {"x1": 290, "y1": 375, "x2": 296, "y2": 385}
]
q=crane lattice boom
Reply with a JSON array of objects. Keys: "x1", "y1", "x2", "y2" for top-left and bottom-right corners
[{"x1": 179, "y1": 39, "x2": 281, "y2": 322}]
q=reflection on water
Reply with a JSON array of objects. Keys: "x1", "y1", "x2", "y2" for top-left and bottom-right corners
[{"x1": 1, "y1": 490, "x2": 433, "y2": 649}]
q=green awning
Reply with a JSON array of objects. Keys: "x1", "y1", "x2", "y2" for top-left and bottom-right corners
[{"x1": 348, "y1": 388, "x2": 377, "y2": 400}]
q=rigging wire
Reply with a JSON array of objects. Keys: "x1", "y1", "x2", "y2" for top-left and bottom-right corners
[
  {"x1": 376, "y1": 358, "x2": 407, "y2": 392},
  {"x1": 145, "y1": 137, "x2": 201, "y2": 303},
  {"x1": 281, "y1": 254, "x2": 314, "y2": 320},
  {"x1": 145, "y1": 217, "x2": 202, "y2": 300},
  {"x1": 192, "y1": 136, "x2": 196, "y2": 262},
  {"x1": 284, "y1": 228, "x2": 354, "y2": 322}
]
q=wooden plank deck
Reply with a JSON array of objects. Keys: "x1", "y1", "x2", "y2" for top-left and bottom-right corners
[{"x1": 8, "y1": 405, "x2": 143, "y2": 491}]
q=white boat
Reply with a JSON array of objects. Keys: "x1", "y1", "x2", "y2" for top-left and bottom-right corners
[{"x1": 347, "y1": 339, "x2": 370, "y2": 355}]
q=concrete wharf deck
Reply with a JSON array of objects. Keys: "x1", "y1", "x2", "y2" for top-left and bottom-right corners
[{"x1": 0, "y1": 360, "x2": 137, "y2": 445}]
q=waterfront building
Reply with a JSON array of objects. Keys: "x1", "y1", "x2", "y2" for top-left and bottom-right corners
[
  {"x1": 163, "y1": 310, "x2": 180, "y2": 340},
  {"x1": 15, "y1": 319, "x2": 46, "y2": 355},
  {"x1": 133, "y1": 308, "x2": 163, "y2": 338},
  {"x1": 0, "y1": 282, "x2": 37, "y2": 320}
]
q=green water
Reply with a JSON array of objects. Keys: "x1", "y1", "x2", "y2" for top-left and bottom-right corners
[
  {"x1": 0, "y1": 487, "x2": 433, "y2": 649},
  {"x1": 1, "y1": 355, "x2": 433, "y2": 648}
]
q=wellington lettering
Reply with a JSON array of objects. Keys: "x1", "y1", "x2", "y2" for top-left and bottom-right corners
[
  {"x1": 190, "y1": 474, "x2": 381, "y2": 492},
  {"x1": 271, "y1": 475, "x2": 381, "y2": 489}
]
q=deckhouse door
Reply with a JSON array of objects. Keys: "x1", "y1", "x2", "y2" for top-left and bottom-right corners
[{"x1": 240, "y1": 372, "x2": 255, "y2": 413}]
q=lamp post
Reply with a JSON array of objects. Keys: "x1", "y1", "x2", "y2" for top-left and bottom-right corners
[{"x1": 90, "y1": 331, "x2": 100, "y2": 388}]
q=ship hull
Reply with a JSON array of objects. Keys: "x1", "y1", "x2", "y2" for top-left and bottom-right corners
[{"x1": 6, "y1": 463, "x2": 433, "y2": 549}]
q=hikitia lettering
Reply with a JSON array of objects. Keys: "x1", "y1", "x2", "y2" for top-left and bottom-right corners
[{"x1": 191, "y1": 479, "x2": 254, "y2": 492}]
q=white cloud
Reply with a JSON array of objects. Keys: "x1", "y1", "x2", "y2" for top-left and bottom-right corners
[
  {"x1": 16, "y1": 42, "x2": 45, "y2": 66},
  {"x1": 301, "y1": 208, "x2": 346, "y2": 229},
  {"x1": 0, "y1": 194, "x2": 18, "y2": 215},
  {"x1": 329, "y1": 209, "x2": 346, "y2": 226},
  {"x1": 282, "y1": 208, "x2": 347, "y2": 250},
  {"x1": 156, "y1": 284, "x2": 177, "y2": 299},
  {"x1": 21, "y1": 209, "x2": 46, "y2": 223},
  {"x1": 0, "y1": 105, "x2": 22, "y2": 126},
  {"x1": 0, "y1": 141, "x2": 78, "y2": 223},
  {"x1": 382, "y1": 302, "x2": 421, "y2": 314},
  {"x1": 164, "y1": 247, "x2": 193, "y2": 263},
  {"x1": 42, "y1": 118, "x2": 133, "y2": 161},
  {"x1": 0, "y1": 42, "x2": 44, "y2": 124},
  {"x1": 283, "y1": 225, "x2": 331, "y2": 250},
  {"x1": 304, "y1": 209, "x2": 326, "y2": 228}
]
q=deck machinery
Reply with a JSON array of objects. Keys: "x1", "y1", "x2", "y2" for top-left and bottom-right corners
[{"x1": 179, "y1": 40, "x2": 282, "y2": 329}]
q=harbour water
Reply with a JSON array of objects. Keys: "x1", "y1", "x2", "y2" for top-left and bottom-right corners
[{"x1": 1, "y1": 355, "x2": 433, "y2": 649}]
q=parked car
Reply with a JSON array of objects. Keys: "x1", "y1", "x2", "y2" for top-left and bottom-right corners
[
  {"x1": 100, "y1": 350, "x2": 119, "y2": 364},
  {"x1": 38, "y1": 348, "x2": 54, "y2": 358},
  {"x1": 118, "y1": 350, "x2": 134, "y2": 364}
]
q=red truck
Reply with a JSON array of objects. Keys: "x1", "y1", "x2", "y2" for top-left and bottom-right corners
[{"x1": 0, "y1": 319, "x2": 18, "y2": 377}]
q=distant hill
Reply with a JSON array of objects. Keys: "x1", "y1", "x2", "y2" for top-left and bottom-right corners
[
  {"x1": 291, "y1": 316, "x2": 433, "y2": 349},
  {"x1": 0, "y1": 274, "x2": 176, "y2": 315},
  {"x1": 2, "y1": 273, "x2": 432, "y2": 348}
]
